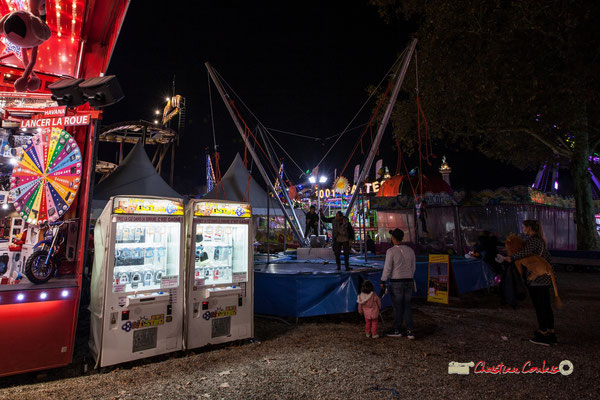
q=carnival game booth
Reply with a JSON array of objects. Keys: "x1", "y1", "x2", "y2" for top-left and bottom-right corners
[
  {"x1": 0, "y1": 0, "x2": 129, "y2": 377},
  {"x1": 373, "y1": 173, "x2": 459, "y2": 254},
  {"x1": 372, "y1": 185, "x2": 579, "y2": 254},
  {"x1": 202, "y1": 154, "x2": 304, "y2": 252},
  {"x1": 458, "y1": 186, "x2": 578, "y2": 251}
]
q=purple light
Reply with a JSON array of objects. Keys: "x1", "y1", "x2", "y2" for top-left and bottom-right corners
[
  {"x1": 554, "y1": 181, "x2": 559, "y2": 190},
  {"x1": 16, "y1": 293, "x2": 25, "y2": 301},
  {"x1": 40, "y1": 292, "x2": 48, "y2": 300},
  {"x1": 61, "y1": 290, "x2": 69, "y2": 298}
]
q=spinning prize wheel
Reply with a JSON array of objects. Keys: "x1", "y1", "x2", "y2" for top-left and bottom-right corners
[{"x1": 9, "y1": 128, "x2": 82, "y2": 225}]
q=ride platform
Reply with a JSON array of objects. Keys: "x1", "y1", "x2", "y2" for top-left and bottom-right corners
[{"x1": 254, "y1": 256, "x2": 494, "y2": 318}]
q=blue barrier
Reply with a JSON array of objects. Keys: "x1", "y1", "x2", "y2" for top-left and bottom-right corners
[{"x1": 254, "y1": 258, "x2": 493, "y2": 317}]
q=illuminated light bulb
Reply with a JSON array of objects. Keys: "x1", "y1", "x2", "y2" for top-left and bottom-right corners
[
  {"x1": 72, "y1": 19, "x2": 75, "y2": 24},
  {"x1": 2, "y1": 204, "x2": 8, "y2": 210},
  {"x1": 57, "y1": 32, "x2": 62, "y2": 38},
  {"x1": 40, "y1": 292, "x2": 48, "y2": 300},
  {"x1": 17, "y1": 293, "x2": 25, "y2": 301},
  {"x1": 61, "y1": 55, "x2": 67, "y2": 62},
  {"x1": 61, "y1": 290, "x2": 69, "y2": 298}
]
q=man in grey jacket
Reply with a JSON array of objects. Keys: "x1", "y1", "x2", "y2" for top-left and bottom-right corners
[{"x1": 381, "y1": 228, "x2": 416, "y2": 339}]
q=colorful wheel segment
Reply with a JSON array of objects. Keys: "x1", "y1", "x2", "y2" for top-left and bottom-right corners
[{"x1": 9, "y1": 128, "x2": 82, "y2": 225}]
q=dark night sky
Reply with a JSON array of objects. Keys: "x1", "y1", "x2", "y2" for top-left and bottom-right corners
[{"x1": 102, "y1": 1, "x2": 535, "y2": 195}]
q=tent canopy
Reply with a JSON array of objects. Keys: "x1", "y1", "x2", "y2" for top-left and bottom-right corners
[
  {"x1": 202, "y1": 154, "x2": 292, "y2": 216},
  {"x1": 94, "y1": 141, "x2": 180, "y2": 201}
]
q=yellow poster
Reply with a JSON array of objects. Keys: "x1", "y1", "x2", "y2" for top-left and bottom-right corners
[{"x1": 427, "y1": 254, "x2": 450, "y2": 304}]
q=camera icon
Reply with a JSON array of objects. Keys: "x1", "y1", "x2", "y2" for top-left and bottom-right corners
[{"x1": 448, "y1": 361, "x2": 475, "y2": 375}]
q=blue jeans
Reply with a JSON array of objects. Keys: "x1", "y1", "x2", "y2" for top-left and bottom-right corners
[{"x1": 390, "y1": 281, "x2": 414, "y2": 331}]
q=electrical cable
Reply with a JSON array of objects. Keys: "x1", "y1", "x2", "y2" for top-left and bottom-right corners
[
  {"x1": 314, "y1": 48, "x2": 408, "y2": 170},
  {"x1": 266, "y1": 127, "x2": 322, "y2": 141},
  {"x1": 264, "y1": 129, "x2": 307, "y2": 177}
]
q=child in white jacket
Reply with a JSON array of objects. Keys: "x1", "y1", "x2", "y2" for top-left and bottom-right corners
[{"x1": 357, "y1": 280, "x2": 382, "y2": 338}]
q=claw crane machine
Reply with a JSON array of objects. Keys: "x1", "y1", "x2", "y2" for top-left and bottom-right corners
[
  {"x1": 90, "y1": 195, "x2": 185, "y2": 367},
  {"x1": 184, "y1": 199, "x2": 253, "y2": 349}
]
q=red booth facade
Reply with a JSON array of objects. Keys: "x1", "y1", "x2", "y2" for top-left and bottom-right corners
[{"x1": 0, "y1": 0, "x2": 129, "y2": 377}]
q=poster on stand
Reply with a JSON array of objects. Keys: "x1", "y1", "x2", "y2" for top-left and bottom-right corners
[{"x1": 427, "y1": 254, "x2": 450, "y2": 304}]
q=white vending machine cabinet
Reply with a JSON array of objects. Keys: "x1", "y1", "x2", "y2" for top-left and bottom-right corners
[
  {"x1": 184, "y1": 199, "x2": 253, "y2": 349},
  {"x1": 90, "y1": 196, "x2": 185, "y2": 367}
]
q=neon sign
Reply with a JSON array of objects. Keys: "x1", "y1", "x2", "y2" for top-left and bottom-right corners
[
  {"x1": 19, "y1": 114, "x2": 90, "y2": 128},
  {"x1": 194, "y1": 202, "x2": 251, "y2": 218},
  {"x1": 113, "y1": 197, "x2": 184, "y2": 216},
  {"x1": 318, "y1": 181, "x2": 384, "y2": 199}
]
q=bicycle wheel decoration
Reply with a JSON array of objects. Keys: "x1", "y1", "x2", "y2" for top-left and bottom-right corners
[{"x1": 9, "y1": 128, "x2": 82, "y2": 225}]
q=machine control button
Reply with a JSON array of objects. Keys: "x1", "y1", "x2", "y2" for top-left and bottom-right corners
[
  {"x1": 122, "y1": 310, "x2": 130, "y2": 320},
  {"x1": 202, "y1": 301, "x2": 209, "y2": 310},
  {"x1": 238, "y1": 297, "x2": 243, "y2": 306},
  {"x1": 167, "y1": 304, "x2": 172, "y2": 315}
]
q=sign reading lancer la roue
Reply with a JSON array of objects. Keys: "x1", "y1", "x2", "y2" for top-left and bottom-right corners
[{"x1": 19, "y1": 114, "x2": 90, "y2": 128}]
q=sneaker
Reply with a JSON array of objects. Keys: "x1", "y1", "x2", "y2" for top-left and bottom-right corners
[
  {"x1": 529, "y1": 333, "x2": 551, "y2": 346},
  {"x1": 406, "y1": 330, "x2": 415, "y2": 340},
  {"x1": 372, "y1": 334, "x2": 379, "y2": 339},
  {"x1": 386, "y1": 330, "x2": 403, "y2": 337},
  {"x1": 365, "y1": 333, "x2": 370, "y2": 338}
]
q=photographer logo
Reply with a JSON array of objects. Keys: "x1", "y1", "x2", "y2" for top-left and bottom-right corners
[{"x1": 448, "y1": 360, "x2": 574, "y2": 375}]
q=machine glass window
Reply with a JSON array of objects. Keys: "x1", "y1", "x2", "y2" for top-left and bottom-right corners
[
  {"x1": 194, "y1": 223, "x2": 248, "y2": 286},
  {"x1": 112, "y1": 221, "x2": 181, "y2": 293}
]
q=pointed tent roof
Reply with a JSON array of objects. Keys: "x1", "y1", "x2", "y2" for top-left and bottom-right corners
[
  {"x1": 94, "y1": 141, "x2": 180, "y2": 200},
  {"x1": 202, "y1": 154, "x2": 287, "y2": 215}
]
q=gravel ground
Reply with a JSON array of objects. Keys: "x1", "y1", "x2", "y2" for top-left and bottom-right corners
[{"x1": 1, "y1": 271, "x2": 599, "y2": 399}]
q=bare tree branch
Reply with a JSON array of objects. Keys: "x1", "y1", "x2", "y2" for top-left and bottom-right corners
[{"x1": 528, "y1": 131, "x2": 572, "y2": 157}]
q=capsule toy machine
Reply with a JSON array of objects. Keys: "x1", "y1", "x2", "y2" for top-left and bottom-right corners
[
  {"x1": 90, "y1": 196, "x2": 185, "y2": 367},
  {"x1": 184, "y1": 199, "x2": 253, "y2": 349}
]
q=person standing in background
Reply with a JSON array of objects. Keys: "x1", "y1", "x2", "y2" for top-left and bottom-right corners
[
  {"x1": 321, "y1": 211, "x2": 353, "y2": 271},
  {"x1": 381, "y1": 228, "x2": 416, "y2": 339}
]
